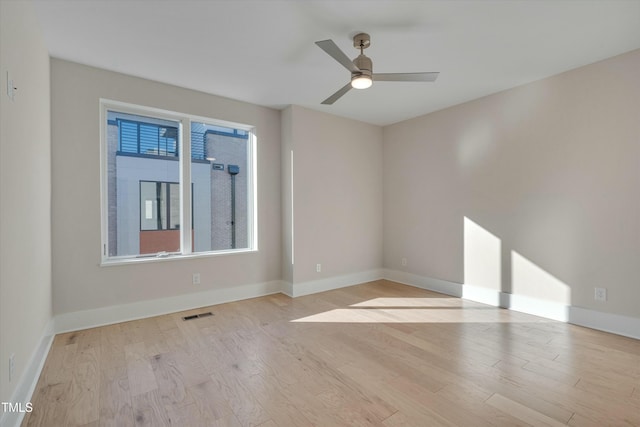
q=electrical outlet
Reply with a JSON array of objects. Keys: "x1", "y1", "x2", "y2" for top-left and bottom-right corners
[
  {"x1": 192, "y1": 273, "x2": 201, "y2": 285},
  {"x1": 9, "y1": 353, "x2": 15, "y2": 382},
  {"x1": 401, "y1": 257, "x2": 407, "y2": 266},
  {"x1": 316, "y1": 263, "x2": 321, "y2": 273},
  {"x1": 594, "y1": 287, "x2": 607, "y2": 302}
]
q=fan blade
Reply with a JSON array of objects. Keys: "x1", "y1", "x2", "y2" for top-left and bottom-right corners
[
  {"x1": 315, "y1": 40, "x2": 360, "y2": 73},
  {"x1": 321, "y1": 83, "x2": 352, "y2": 105},
  {"x1": 373, "y1": 72, "x2": 439, "y2": 82}
]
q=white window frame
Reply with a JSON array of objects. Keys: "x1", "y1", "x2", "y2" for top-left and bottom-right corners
[{"x1": 99, "y1": 99, "x2": 258, "y2": 265}]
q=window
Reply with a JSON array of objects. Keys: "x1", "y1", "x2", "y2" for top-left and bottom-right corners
[{"x1": 101, "y1": 100, "x2": 256, "y2": 262}]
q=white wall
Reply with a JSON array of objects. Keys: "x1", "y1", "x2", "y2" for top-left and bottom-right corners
[
  {"x1": 283, "y1": 106, "x2": 383, "y2": 288},
  {"x1": 50, "y1": 59, "x2": 281, "y2": 315},
  {"x1": 0, "y1": 0, "x2": 52, "y2": 405},
  {"x1": 383, "y1": 49, "x2": 640, "y2": 319}
]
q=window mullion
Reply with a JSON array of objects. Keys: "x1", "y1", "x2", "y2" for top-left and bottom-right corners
[{"x1": 180, "y1": 119, "x2": 192, "y2": 254}]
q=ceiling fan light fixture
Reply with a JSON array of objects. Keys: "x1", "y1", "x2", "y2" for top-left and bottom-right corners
[
  {"x1": 351, "y1": 74, "x2": 373, "y2": 89},
  {"x1": 352, "y1": 51, "x2": 373, "y2": 89}
]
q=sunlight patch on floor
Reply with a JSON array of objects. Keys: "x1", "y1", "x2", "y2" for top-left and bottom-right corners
[
  {"x1": 292, "y1": 297, "x2": 553, "y2": 323},
  {"x1": 349, "y1": 297, "x2": 467, "y2": 308}
]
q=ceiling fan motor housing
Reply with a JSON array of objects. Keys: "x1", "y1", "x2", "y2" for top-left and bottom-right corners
[{"x1": 353, "y1": 54, "x2": 373, "y2": 79}]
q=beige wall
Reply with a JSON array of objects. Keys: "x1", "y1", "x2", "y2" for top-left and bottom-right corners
[
  {"x1": 0, "y1": 0, "x2": 52, "y2": 403},
  {"x1": 50, "y1": 59, "x2": 281, "y2": 315},
  {"x1": 383, "y1": 49, "x2": 640, "y2": 318},
  {"x1": 284, "y1": 106, "x2": 383, "y2": 285}
]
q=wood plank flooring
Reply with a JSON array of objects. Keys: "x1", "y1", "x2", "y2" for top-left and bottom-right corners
[{"x1": 22, "y1": 280, "x2": 640, "y2": 426}]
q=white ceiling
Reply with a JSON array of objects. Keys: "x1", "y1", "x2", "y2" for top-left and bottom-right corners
[{"x1": 33, "y1": 0, "x2": 640, "y2": 126}]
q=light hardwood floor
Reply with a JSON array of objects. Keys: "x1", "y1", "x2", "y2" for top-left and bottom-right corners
[{"x1": 22, "y1": 280, "x2": 640, "y2": 426}]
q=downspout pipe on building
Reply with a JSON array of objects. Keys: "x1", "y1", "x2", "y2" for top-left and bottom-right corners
[{"x1": 227, "y1": 165, "x2": 240, "y2": 248}]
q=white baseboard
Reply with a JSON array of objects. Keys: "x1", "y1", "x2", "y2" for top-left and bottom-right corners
[
  {"x1": 501, "y1": 292, "x2": 569, "y2": 322},
  {"x1": 288, "y1": 269, "x2": 384, "y2": 298},
  {"x1": 383, "y1": 269, "x2": 637, "y2": 339},
  {"x1": 460, "y1": 283, "x2": 570, "y2": 322},
  {"x1": 281, "y1": 281, "x2": 294, "y2": 298},
  {"x1": 461, "y1": 283, "x2": 501, "y2": 306},
  {"x1": 569, "y1": 306, "x2": 640, "y2": 340},
  {"x1": 53, "y1": 270, "x2": 386, "y2": 334},
  {"x1": 1, "y1": 320, "x2": 55, "y2": 427},
  {"x1": 382, "y1": 269, "x2": 463, "y2": 297},
  {"x1": 53, "y1": 280, "x2": 285, "y2": 334}
]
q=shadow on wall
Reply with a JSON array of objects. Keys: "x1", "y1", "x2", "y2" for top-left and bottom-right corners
[{"x1": 463, "y1": 216, "x2": 571, "y2": 320}]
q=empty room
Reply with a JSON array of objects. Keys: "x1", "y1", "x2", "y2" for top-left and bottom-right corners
[{"x1": 1, "y1": 0, "x2": 640, "y2": 426}]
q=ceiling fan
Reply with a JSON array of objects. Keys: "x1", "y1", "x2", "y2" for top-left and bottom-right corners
[{"x1": 315, "y1": 33, "x2": 439, "y2": 105}]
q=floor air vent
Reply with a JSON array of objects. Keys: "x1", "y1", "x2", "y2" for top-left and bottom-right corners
[{"x1": 182, "y1": 311, "x2": 213, "y2": 321}]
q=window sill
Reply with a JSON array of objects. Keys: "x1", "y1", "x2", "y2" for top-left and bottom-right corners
[{"x1": 100, "y1": 248, "x2": 258, "y2": 267}]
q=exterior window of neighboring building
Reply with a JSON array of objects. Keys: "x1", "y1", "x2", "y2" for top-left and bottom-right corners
[
  {"x1": 119, "y1": 120, "x2": 178, "y2": 157},
  {"x1": 101, "y1": 101, "x2": 256, "y2": 262},
  {"x1": 139, "y1": 181, "x2": 180, "y2": 231}
]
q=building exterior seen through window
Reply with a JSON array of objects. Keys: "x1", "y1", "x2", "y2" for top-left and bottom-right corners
[{"x1": 104, "y1": 107, "x2": 253, "y2": 259}]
